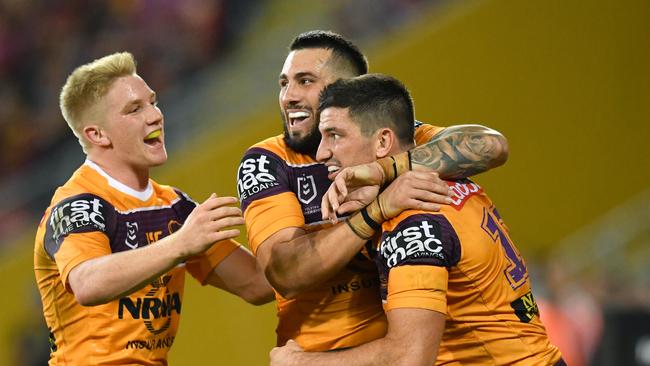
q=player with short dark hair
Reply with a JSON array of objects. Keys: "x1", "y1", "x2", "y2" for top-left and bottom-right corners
[
  {"x1": 35, "y1": 52, "x2": 273, "y2": 365},
  {"x1": 238, "y1": 30, "x2": 509, "y2": 352},
  {"x1": 270, "y1": 74, "x2": 564, "y2": 366}
]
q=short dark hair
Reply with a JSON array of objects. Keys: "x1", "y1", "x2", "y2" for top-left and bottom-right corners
[
  {"x1": 290, "y1": 30, "x2": 368, "y2": 76},
  {"x1": 318, "y1": 74, "x2": 415, "y2": 147}
]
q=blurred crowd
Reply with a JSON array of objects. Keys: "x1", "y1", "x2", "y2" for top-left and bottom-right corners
[{"x1": 0, "y1": 0, "x2": 236, "y2": 181}]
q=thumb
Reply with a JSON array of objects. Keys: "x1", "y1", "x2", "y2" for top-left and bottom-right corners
[{"x1": 203, "y1": 193, "x2": 217, "y2": 203}]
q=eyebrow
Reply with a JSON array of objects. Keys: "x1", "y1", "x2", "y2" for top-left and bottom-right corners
[
  {"x1": 279, "y1": 71, "x2": 317, "y2": 80},
  {"x1": 122, "y1": 92, "x2": 157, "y2": 110},
  {"x1": 321, "y1": 126, "x2": 340, "y2": 134}
]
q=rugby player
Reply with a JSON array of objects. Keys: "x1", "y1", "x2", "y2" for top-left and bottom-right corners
[{"x1": 34, "y1": 52, "x2": 274, "y2": 365}]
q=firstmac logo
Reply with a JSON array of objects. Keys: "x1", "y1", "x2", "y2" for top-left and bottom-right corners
[
  {"x1": 49, "y1": 196, "x2": 106, "y2": 239},
  {"x1": 380, "y1": 220, "x2": 445, "y2": 268},
  {"x1": 237, "y1": 153, "x2": 280, "y2": 200}
]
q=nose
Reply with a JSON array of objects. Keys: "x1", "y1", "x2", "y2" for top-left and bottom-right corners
[
  {"x1": 316, "y1": 137, "x2": 331, "y2": 163},
  {"x1": 147, "y1": 103, "x2": 164, "y2": 126},
  {"x1": 280, "y1": 81, "x2": 300, "y2": 107}
]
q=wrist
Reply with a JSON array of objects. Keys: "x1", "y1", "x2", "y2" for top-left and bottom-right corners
[
  {"x1": 346, "y1": 198, "x2": 387, "y2": 240},
  {"x1": 376, "y1": 151, "x2": 411, "y2": 188}
]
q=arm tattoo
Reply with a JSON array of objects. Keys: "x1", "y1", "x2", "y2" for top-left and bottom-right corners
[{"x1": 410, "y1": 125, "x2": 508, "y2": 180}]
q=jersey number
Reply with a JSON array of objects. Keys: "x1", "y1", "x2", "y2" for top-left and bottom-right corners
[{"x1": 481, "y1": 206, "x2": 527, "y2": 289}]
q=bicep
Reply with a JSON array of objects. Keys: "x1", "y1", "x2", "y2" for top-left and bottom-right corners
[
  {"x1": 385, "y1": 307, "x2": 446, "y2": 366},
  {"x1": 57, "y1": 232, "x2": 111, "y2": 293}
]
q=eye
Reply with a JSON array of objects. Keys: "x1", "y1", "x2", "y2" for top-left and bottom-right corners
[
  {"x1": 300, "y1": 78, "x2": 314, "y2": 85},
  {"x1": 129, "y1": 105, "x2": 141, "y2": 113},
  {"x1": 279, "y1": 79, "x2": 288, "y2": 88}
]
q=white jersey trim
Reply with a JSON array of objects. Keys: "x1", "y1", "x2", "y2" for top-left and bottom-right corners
[
  {"x1": 84, "y1": 159, "x2": 154, "y2": 202},
  {"x1": 285, "y1": 161, "x2": 323, "y2": 168}
]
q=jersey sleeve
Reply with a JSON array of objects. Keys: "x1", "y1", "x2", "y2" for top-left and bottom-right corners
[
  {"x1": 186, "y1": 239, "x2": 241, "y2": 285},
  {"x1": 414, "y1": 121, "x2": 445, "y2": 145},
  {"x1": 378, "y1": 212, "x2": 461, "y2": 313},
  {"x1": 43, "y1": 193, "x2": 117, "y2": 291},
  {"x1": 237, "y1": 147, "x2": 304, "y2": 254}
]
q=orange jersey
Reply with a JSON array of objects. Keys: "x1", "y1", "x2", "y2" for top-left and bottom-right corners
[
  {"x1": 34, "y1": 160, "x2": 239, "y2": 365},
  {"x1": 237, "y1": 123, "x2": 442, "y2": 351},
  {"x1": 377, "y1": 179, "x2": 562, "y2": 365}
]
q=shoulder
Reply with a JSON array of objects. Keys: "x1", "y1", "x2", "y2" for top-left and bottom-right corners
[
  {"x1": 414, "y1": 121, "x2": 445, "y2": 145},
  {"x1": 246, "y1": 134, "x2": 289, "y2": 160},
  {"x1": 379, "y1": 209, "x2": 461, "y2": 268}
]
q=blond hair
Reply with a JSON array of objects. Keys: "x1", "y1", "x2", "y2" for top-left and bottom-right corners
[{"x1": 60, "y1": 52, "x2": 136, "y2": 153}]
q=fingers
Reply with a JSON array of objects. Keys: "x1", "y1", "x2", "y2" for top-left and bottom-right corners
[
  {"x1": 336, "y1": 201, "x2": 365, "y2": 215},
  {"x1": 206, "y1": 206, "x2": 242, "y2": 222},
  {"x1": 200, "y1": 194, "x2": 239, "y2": 210},
  {"x1": 401, "y1": 171, "x2": 452, "y2": 197},
  {"x1": 208, "y1": 228, "x2": 241, "y2": 243},
  {"x1": 406, "y1": 189, "x2": 453, "y2": 206},
  {"x1": 321, "y1": 183, "x2": 346, "y2": 222}
]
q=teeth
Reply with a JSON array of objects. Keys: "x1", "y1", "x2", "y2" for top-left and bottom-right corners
[
  {"x1": 328, "y1": 166, "x2": 340, "y2": 172},
  {"x1": 288, "y1": 111, "x2": 309, "y2": 119},
  {"x1": 145, "y1": 130, "x2": 161, "y2": 140}
]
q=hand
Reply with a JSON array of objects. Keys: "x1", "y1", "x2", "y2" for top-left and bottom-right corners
[
  {"x1": 320, "y1": 163, "x2": 386, "y2": 223},
  {"x1": 378, "y1": 171, "x2": 453, "y2": 219},
  {"x1": 322, "y1": 184, "x2": 379, "y2": 223},
  {"x1": 331, "y1": 162, "x2": 386, "y2": 191},
  {"x1": 270, "y1": 339, "x2": 304, "y2": 366},
  {"x1": 175, "y1": 194, "x2": 244, "y2": 259}
]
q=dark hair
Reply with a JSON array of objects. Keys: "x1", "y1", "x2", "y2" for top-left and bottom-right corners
[
  {"x1": 290, "y1": 30, "x2": 368, "y2": 76},
  {"x1": 318, "y1": 74, "x2": 415, "y2": 146}
]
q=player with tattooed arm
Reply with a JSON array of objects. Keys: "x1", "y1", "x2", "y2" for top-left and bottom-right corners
[
  {"x1": 270, "y1": 74, "x2": 564, "y2": 366},
  {"x1": 238, "y1": 30, "x2": 508, "y2": 352}
]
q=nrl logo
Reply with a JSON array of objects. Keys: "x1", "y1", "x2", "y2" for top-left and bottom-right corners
[
  {"x1": 125, "y1": 222, "x2": 139, "y2": 249},
  {"x1": 297, "y1": 175, "x2": 317, "y2": 204}
]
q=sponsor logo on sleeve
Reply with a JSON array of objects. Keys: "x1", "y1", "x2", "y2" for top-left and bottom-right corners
[
  {"x1": 237, "y1": 152, "x2": 281, "y2": 201},
  {"x1": 510, "y1": 291, "x2": 540, "y2": 323},
  {"x1": 49, "y1": 195, "x2": 108, "y2": 242},
  {"x1": 379, "y1": 218, "x2": 446, "y2": 268}
]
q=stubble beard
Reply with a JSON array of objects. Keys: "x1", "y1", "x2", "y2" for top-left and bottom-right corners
[{"x1": 281, "y1": 113, "x2": 321, "y2": 158}]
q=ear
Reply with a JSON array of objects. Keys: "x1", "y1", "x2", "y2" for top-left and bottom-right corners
[
  {"x1": 83, "y1": 125, "x2": 111, "y2": 148},
  {"x1": 374, "y1": 128, "x2": 396, "y2": 159}
]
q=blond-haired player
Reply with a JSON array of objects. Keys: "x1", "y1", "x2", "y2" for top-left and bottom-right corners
[{"x1": 34, "y1": 52, "x2": 273, "y2": 365}]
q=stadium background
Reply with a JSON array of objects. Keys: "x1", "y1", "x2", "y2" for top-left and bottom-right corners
[{"x1": 1, "y1": 0, "x2": 648, "y2": 365}]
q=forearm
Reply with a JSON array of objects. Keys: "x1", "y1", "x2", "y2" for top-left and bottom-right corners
[
  {"x1": 205, "y1": 246, "x2": 275, "y2": 305},
  {"x1": 271, "y1": 308, "x2": 444, "y2": 366},
  {"x1": 69, "y1": 235, "x2": 184, "y2": 306},
  {"x1": 266, "y1": 223, "x2": 367, "y2": 298},
  {"x1": 411, "y1": 124, "x2": 508, "y2": 179},
  {"x1": 290, "y1": 337, "x2": 407, "y2": 366}
]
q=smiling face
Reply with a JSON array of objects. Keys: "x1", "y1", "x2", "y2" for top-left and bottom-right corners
[
  {"x1": 279, "y1": 48, "x2": 340, "y2": 156},
  {"x1": 316, "y1": 107, "x2": 378, "y2": 180},
  {"x1": 93, "y1": 74, "x2": 166, "y2": 170}
]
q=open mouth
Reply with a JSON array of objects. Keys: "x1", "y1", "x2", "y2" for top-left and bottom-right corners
[
  {"x1": 327, "y1": 165, "x2": 340, "y2": 179},
  {"x1": 288, "y1": 111, "x2": 310, "y2": 127},
  {"x1": 144, "y1": 130, "x2": 163, "y2": 146}
]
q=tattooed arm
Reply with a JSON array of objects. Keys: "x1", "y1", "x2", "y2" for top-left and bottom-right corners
[
  {"x1": 320, "y1": 124, "x2": 508, "y2": 220},
  {"x1": 411, "y1": 124, "x2": 508, "y2": 180}
]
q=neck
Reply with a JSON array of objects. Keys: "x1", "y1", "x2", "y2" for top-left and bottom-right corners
[{"x1": 86, "y1": 153, "x2": 150, "y2": 191}]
